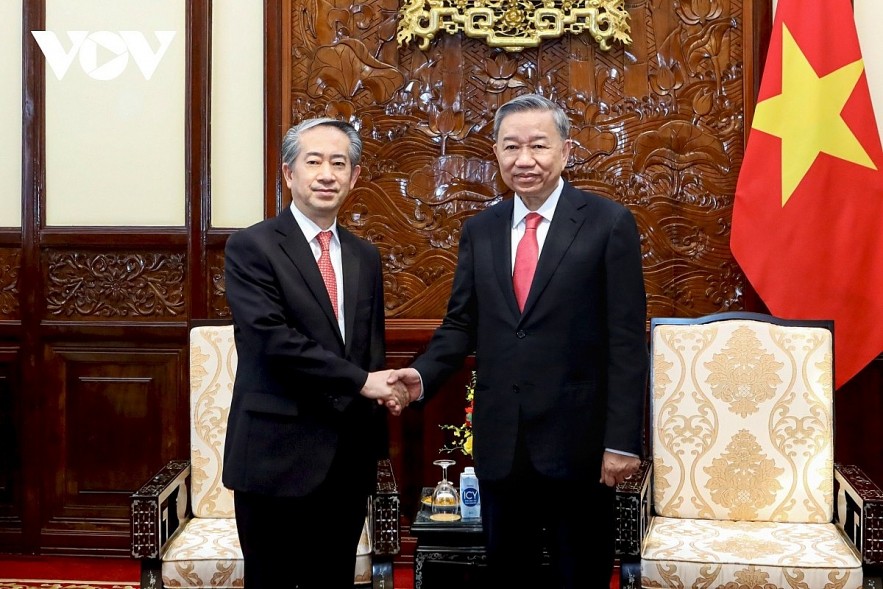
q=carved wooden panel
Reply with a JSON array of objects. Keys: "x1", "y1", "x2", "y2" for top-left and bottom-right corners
[
  {"x1": 40, "y1": 344, "x2": 184, "y2": 550},
  {"x1": 0, "y1": 249, "x2": 21, "y2": 320},
  {"x1": 286, "y1": 0, "x2": 749, "y2": 320},
  {"x1": 207, "y1": 247, "x2": 231, "y2": 320},
  {"x1": 43, "y1": 251, "x2": 186, "y2": 320}
]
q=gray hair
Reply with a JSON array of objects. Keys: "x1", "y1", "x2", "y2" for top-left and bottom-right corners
[
  {"x1": 492, "y1": 94, "x2": 571, "y2": 142},
  {"x1": 280, "y1": 118, "x2": 363, "y2": 167}
]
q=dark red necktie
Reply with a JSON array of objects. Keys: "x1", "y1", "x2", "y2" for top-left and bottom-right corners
[
  {"x1": 513, "y1": 213, "x2": 542, "y2": 312},
  {"x1": 316, "y1": 231, "x2": 338, "y2": 318}
]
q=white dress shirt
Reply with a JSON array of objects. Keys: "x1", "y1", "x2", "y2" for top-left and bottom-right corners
[{"x1": 510, "y1": 178, "x2": 564, "y2": 273}]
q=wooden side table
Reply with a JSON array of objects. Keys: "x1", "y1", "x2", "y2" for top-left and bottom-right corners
[{"x1": 411, "y1": 487, "x2": 488, "y2": 589}]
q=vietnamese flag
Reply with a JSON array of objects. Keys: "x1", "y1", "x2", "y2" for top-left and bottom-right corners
[{"x1": 731, "y1": 0, "x2": 883, "y2": 389}]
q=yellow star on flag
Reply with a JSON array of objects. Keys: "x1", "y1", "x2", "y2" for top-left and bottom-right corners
[{"x1": 752, "y1": 24, "x2": 877, "y2": 206}]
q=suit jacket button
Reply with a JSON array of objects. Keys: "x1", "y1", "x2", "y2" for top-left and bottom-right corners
[
  {"x1": 512, "y1": 385, "x2": 519, "y2": 393},
  {"x1": 516, "y1": 330, "x2": 526, "y2": 339}
]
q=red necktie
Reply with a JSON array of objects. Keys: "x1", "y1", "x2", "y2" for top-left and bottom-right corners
[
  {"x1": 316, "y1": 231, "x2": 338, "y2": 318},
  {"x1": 513, "y1": 213, "x2": 542, "y2": 312}
]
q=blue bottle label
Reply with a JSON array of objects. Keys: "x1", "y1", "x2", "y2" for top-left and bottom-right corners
[{"x1": 462, "y1": 487, "x2": 479, "y2": 506}]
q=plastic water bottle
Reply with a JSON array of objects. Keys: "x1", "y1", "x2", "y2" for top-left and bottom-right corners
[{"x1": 459, "y1": 466, "x2": 481, "y2": 519}]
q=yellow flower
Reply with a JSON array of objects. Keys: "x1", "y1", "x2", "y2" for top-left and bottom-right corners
[{"x1": 463, "y1": 432, "x2": 473, "y2": 456}]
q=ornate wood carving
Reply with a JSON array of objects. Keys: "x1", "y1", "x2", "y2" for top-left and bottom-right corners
[
  {"x1": 44, "y1": 251, "x2": 186, "y2": 319},
  {"x1": 0, "y1": 249, "x2": 21, "y2": 320},
  {"x1": 207, "y1": 249, "x2": 231, "y2": 320},
  {"x1": 288, "y1": 0, "x2": 748, "y2": 321}
]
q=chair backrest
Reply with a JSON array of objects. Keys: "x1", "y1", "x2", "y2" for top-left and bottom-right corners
[
  {"x1": 189, "y1": 324, "x2": 237, "y2": 518},
  {"x1": 650, "y1": 312, "x2": 834, "y2": 524}
]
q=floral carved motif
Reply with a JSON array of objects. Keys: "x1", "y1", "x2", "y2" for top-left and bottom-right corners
[
  {"x1": 208, "y1": 249, "x2": 230, "y2": 320},
  {"x1": 0, "y1": 249, "x2": 20, "y2": 320},
  {"x1": 45, "y1": 251, "x2": 185, "y2": 319}
]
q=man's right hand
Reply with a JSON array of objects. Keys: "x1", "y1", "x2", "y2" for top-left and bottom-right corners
[
  {"x1": 386, "y1": 368, "x2": 423, "y2": 403},
  {"x1": 360, "y1": 370, "x2": 411, "y2": 416}
]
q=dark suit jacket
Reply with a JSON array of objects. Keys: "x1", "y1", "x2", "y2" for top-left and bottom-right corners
[
  {"x1": 413, "y1": 181, "x2": 648, "y2": 482},
  {"x1": 222, "y1": 207, "x2": 387, "y2": 498}
]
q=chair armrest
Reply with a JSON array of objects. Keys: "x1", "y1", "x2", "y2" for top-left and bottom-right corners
[
  {"x1": 131, "y1": 460, "x2": 192, "y2": 560},
  {"x1": 615, "y1": 459, "x2": 653, "y2": 557},
  {"x1": 371, "y1": 457, "x2": 400, "y2": 556},
  {"x1": 835, "y1": 463, "x2": 883, "y2": 566}
]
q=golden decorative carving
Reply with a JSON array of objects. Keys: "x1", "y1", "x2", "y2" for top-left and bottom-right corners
[{"x1": 396, "y1": 0, "x2": 631, "y2": 53}]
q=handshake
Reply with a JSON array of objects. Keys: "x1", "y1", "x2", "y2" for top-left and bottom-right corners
[{"x1": 360, "y1": 368, "x2": 422, "y2": 416}]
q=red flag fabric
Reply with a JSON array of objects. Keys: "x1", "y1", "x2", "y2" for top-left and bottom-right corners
[{"x1": 731, "y1": 0, "x2": 883, "y2": 389}]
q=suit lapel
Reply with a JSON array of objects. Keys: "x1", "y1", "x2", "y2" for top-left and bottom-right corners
[
  {"x1": 520, "y1": 184, "x2": 587, "y2": 320},
  {"x1": 276, "y1": 210, "x2": 344, "y2": 345},
  {"x1": 339, "y1": 229, "x2": 360, "y2": 357},
  {"x1": 491, "y1": 199, "x2": 521, "y2": 318}
]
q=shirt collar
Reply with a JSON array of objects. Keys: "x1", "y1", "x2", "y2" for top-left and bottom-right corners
[
  {"x1": 511, "y1": 178, "x2": 564, "y2": 228},
  {"x1": 290, "y1": 205, "x2": 339, "y2": 244}
]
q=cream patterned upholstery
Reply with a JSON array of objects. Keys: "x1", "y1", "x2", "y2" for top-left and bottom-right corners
[
  {"x1": 642, "y1": 517, "x2": 860, "y2": 588},
  {"x1": 160, "y1": 513, "x2": 373, "y2": 586},
  {"x1": 614, "y1": 313, "x2": 881, "y2": 589},
  {"x1": 651, "y1": 319, "x2": 834, "y2": 523},
  {"x1": 132, "y1": 324, "x2": 385, "y2": 588}
]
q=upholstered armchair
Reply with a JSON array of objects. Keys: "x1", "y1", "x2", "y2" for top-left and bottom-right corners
[
  {"x1": 131, "y1": 324, "x2": 401, "y2": 588},
  {"x1": 616, "y1": 312, "x2": 883, "y2": 589}
]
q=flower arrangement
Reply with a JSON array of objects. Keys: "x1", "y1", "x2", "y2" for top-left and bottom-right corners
[{"x1": 439, "y1": 371, "x2": 475, "y2": 457}]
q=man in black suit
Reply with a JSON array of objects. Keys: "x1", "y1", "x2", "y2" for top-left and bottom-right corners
[
  {"x1": 391, "y1": 95, "x2": 648, "y2": 587},
  {"x1": 222, "y1": 118, "x2": 407, "y2": 588}
]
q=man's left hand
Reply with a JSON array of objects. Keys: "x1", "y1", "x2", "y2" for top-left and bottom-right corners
[{"x1": 600, "y1": 451, "x2": 640, "y2": 487}]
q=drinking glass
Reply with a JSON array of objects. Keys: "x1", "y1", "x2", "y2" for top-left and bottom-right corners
[{"x1": 430, "y1": 459, "x2": 460, "y2": 521}]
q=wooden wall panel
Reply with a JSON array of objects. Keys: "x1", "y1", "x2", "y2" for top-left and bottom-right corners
[{"x1": 39, "y1": 345, "x2": 184, "y2": 553}]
